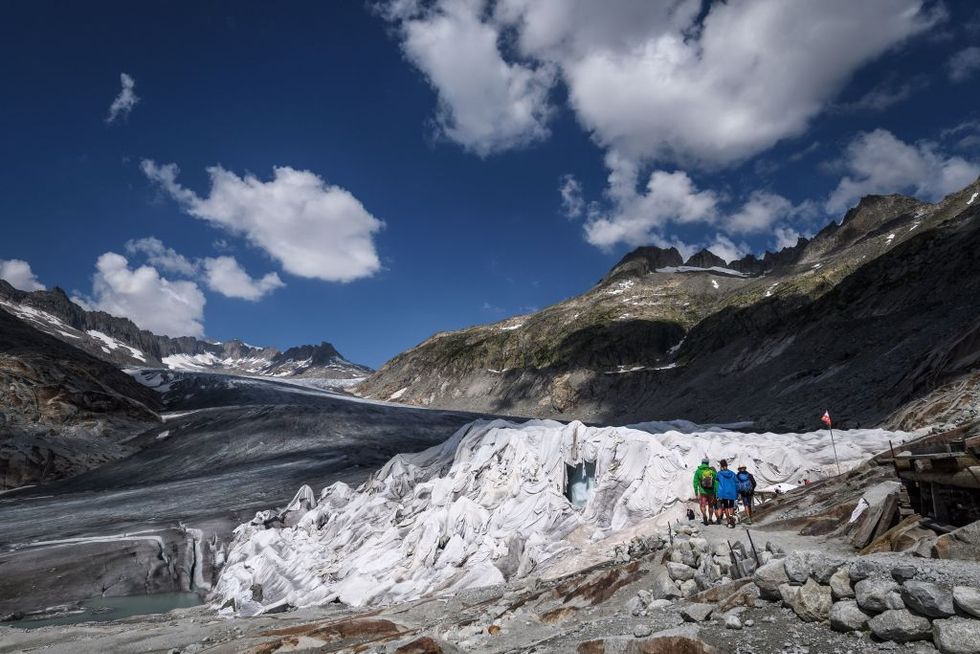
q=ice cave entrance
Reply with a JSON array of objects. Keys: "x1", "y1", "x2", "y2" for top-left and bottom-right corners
[{"x1": 565, "y1": 461, "x2": 597, "y2": 507}]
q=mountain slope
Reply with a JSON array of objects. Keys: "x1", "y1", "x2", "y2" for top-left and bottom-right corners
[
  {"x1": 0, "y1": 307, "x2": 162, "y2": 489},
  {"x1": 357, "y1": 178, "x2": 980, "y2": 429},
  {"x1": 0, "y1": 282, "x2": 372, "y2": 380}
]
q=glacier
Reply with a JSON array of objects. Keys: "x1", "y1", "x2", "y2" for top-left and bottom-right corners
[{"x1": 212, "y1": 418, "x2": 917, "y2": 615}]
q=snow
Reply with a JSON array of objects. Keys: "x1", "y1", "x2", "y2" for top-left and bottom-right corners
[
  {"x1": 764, "y1": 282, "x2": 779, "y2": 298},
  {"x1": 885, "y1": 233, "x2": 896, "y2": 243},
  {"x1": 162, "y1": 352, "x2": 222, "y2": 371},
  {"x1": 500, "y1": 323, "x2": 524, "y2": 331},
  {"x1": 656, "y1": 266, "x2": 747, "y2": 277},
  {"x1": 87, "y1": 330, "x2": 120, "y2": 350},
  {"x1": 968, "y1": 192, "x2": 978, "y2": 205},
  {"x1": 56, "y1": 330, "x2": 80, "y2": 339},
  {"x1": 388, "y1": 387, "x2": 408, "y2": 400},
  {"x1": 156, "y1": 431, "x2": 171, "y2": 440},
  {"x1": 214, "y1": 419, "x2": 919, "y2": 614},
  {"x1": 711, "y1": 279, "x2": 719, "y2": 289}
]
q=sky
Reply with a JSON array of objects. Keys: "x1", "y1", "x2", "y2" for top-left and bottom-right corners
[{"x1": 1, "y1": 1, "x2": 979, "y2": 368}]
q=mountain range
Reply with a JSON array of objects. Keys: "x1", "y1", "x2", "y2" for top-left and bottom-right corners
[
  {"x1": 357, "y1": 178, "x2": 980, "y2": 432},
  {"x1": 0, "y1": 280, "x2": 372, "y2": 381}
]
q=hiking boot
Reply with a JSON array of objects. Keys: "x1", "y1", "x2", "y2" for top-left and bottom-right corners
[
  {"x1": 702, "y1": 515, "x2": 709, "y2": 526},
  {"x1": 728, "y1": 517, "x2": 736, "y2": 528}
]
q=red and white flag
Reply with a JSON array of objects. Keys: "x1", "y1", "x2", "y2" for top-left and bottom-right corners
[{"x1": 821, "y1": 410, "x2": 832, "y2": 427}]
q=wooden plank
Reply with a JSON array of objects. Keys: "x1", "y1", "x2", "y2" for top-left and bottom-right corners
[
  {"x1": 898, "y1": 467, "x2": 980, "y2": 490},
  {"x1": 870, "y1": 493, "x2": 900, "y2": 543},
  {"x1": 850, "y1": 493, "x2": 892, "y2": 548}
]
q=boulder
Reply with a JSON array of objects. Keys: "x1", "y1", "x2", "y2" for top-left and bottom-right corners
[
  {"x1": 849, "y1": 560, "x2": 875, "y2": 583},
  {"x1": 634, "y1": 624, "x2": 653, "y2": 638},
  {"x1": 830, "y1": 567, "x2": 855, "y2": 600},
  {"x1": 952, "y1": 586, "x2": 980, "y2": 619},
  {"x1": 668, "y1": 562, "x2": 697, "y2": 582},
  {"x1": 932, "y1": 616, "x2": 980, "y2": 654},
  {"x1": 689, "y1": 537, "x2": 709, "y2": 554},
  {"x1": 812, "y1": 559, "x2": 843, "y2": 585},
  {"x1": 788, "y1": 579, "x2": 833, "y2": 622},
  {"x1": 868, "y1": 609, "x2": 932, "y2": 643},
  {"x1": 783, "y1": 551, "x2": 813, "y2": 585},
  {"x1": 646, "y1": 599, "x2": 673, "y2": 611},
  {"x1": 933, "y1": 521, "x2": 980, "y2": 562},
  {"x1": 901, "y1": 581, "x2": 955, "y2": 618},
  {"x1": 765, "y1": 541, "x2": 785, "y2": 555},
  {"x1": 753, "y1": 560, "x2": 790, "y2": 600},
  {"x1": 778, "y1": 583, "x2": 799, "y2": 607},
  {"x1": 830, "y1": 600, "x2": 872, "y2": 632},
  {"x1": 652, "y1": 567, "x2": 682, "y2": 600},
  {"x1": 892, "y1": 565, "x2": 917, "y2": 584},
  {"x1": 724, "y1": 614, "x2": 742, "y2": 630},
  {"x1": 855, "y1": 578, "x2": 905, "y2": 613},
  {"x1": 680, "y1": 603, "x2": 714, "y2": 623},
  {"x1": 680, "y1": 579, "x2": 699, "y2": 597}
]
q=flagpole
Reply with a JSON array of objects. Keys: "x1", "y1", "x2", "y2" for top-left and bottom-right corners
[{"x1": 827, "y1": 410, "x2": 841, "y2": 476}]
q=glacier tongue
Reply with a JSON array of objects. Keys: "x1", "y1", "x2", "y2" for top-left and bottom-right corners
[{"x1": 213, "y1": 418, "x2": 916, "y2": 615}]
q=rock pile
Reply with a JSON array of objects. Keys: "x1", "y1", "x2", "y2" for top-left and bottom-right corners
[{"x1": 747, "y1": 552, "x2": 980, "y2": 653}]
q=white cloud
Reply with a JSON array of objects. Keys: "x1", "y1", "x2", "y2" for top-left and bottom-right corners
[
  {"x1": 142, "y1": 161, "x2": 383, "y2": 283},
  {"x1": 837, "y1": 76, "x2": 925, "y2": 112},
  {"x1": 948, "y1": 46, "x2": 980, "y2": 82},
  {"x1": 106, "y1": 72, "x2": 139, "y2": 124},
  {"x1": 380, "y1": 0, "x2": 555, "y2": 156},
  {"x1": 125, "y1": 237, "x2": 198, "y2": 276},
  {"x1": 0, "y1": 259, "x2": 45, "y2": 291},
  {"x1": 726, "y1": 191, "x2": 795, "y2": 234},
  {"x1": 584, "y1": 169, "x2": 718, "y2": 249},
  {"x1": 706, "y1": 234, "x2": 748, "y2": 263},
  {"x1": 773, "y1": 226, "x2": 804, "y2": 250},
  {"x1": 83, "y1": 252, "x2": 205, "y2": 337},
  {"x1": 559, "y1": 174, "x2": 585, "y2": 218},
  {"x1": 202, "y1": 256, "x2": 284, "y2": 301},
  {"x1": 381, "y1": 0, "x2": 938, "y2": 168},
  {"x1": 826, "y1": 129, "x2": 980, "y2": 214}
]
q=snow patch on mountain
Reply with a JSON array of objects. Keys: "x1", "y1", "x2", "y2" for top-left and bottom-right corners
[
  {"x1": 213, "y1": 419, "x2": 917, "y2": 615},
  {"x1": 656, "y1": 266, "x2": 748, "y2": 277}
]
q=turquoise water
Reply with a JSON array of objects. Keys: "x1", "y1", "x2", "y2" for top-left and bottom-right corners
[{"x1": 1, "y1": 592, "x2": 204, "y2": 630}]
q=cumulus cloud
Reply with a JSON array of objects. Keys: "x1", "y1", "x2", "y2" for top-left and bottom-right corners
[
  {"x1": 559, "y1": 174, "x2": 585, "y2": 218},
  {"x1": 0, "y1": 259, "x2": 45, "y2": 291},
  {"x1": 202, "y1": 256, "x2": 284, "y2": 301},
  {"x1": 141, "y1": 161, "x2": 383, "y2": 283},
  {"x1": 381, "y1": 0, "x2": 938, "y2": 168},
  {"x1": 106, "y1": 72, "x2": 139, "y2": 123},
  {"x1": 948, "y1": 46, "x2": 980, "y2": 82},
  {"x1": 826, "y1": 129, "x2": 980, "y2": 214},
  {"x1": 726, "y1": 192, "x2": 796, "y2": 234},
  {"x1": 125, "y1": 237, "x2": 198, "y2": 276},
  {"x1": 706, "y1": 234, "x2": 749, "y2": 263},
  {"x1": 379, "y1": 0, "x2": 555, "y2": 156},
  {"x1": 773, "y1": 226, "x2": 804, "y2": 250},
  {"x1": 584, "y1": 169, "x2": 718, "y2": 249},
  {"x1": 83, "y1": 252, "x2": 206, "y2": 337}
]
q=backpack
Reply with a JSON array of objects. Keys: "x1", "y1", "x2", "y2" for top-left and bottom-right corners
[
  {"x1": 699, "y1": 469, "x2": 715, "y2": 492},
  {"x1": 736, "y1": 472, "x2": 753, "y2": 494}
]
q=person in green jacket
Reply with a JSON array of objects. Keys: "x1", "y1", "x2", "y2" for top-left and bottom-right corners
[{"x1": 693, "y1": 458, "x2": 718, "y2": 526}]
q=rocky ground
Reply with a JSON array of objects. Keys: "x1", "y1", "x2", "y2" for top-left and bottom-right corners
[{"x1": 4, "y1": 459, "x2": 978, "y2": 654}]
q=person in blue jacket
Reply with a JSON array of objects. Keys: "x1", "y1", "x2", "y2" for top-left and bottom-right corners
[{"x1": 715, "y1": 459, "x2": 738, "y2": 528}]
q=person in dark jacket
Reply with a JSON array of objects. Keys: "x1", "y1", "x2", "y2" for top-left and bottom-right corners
[
  {"x1": 715, "y1": 459, "x2": 738, "y2": 528},
  {"x1": 736, "y1": 465, "x2": 757, "y2": 524}
]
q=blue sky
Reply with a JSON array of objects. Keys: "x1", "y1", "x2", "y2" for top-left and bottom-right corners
[{"x1": 1, "y1": 1, "x2": 979, "y2": 368}]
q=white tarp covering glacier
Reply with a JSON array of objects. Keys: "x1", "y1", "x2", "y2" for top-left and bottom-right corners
[{"x1": 212, "y1": 419, "x2": 917, "y2": 615}]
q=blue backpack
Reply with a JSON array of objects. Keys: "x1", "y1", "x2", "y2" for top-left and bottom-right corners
[{"x1": 736, "y1": 472, "x2": 753, "y2": 493}]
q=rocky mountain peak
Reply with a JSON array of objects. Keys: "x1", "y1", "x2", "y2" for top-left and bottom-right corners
[
  {"x1": 602, "y1": 246, "x2": 684, "y2": 283},
  {"x1": 684, "y1": 248, "x2": 728, "y2": 269}
]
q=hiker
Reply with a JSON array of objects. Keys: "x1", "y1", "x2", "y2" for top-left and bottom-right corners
[
  {"x1": 715, "y1": 459, "x2": 738, "y2": 528},
  {"x1": 693, "y1": 458, "x2": 717, "y2": 525},
  {"x1": 736, "y1": 465, "x2": 757, "y2": 524}
]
